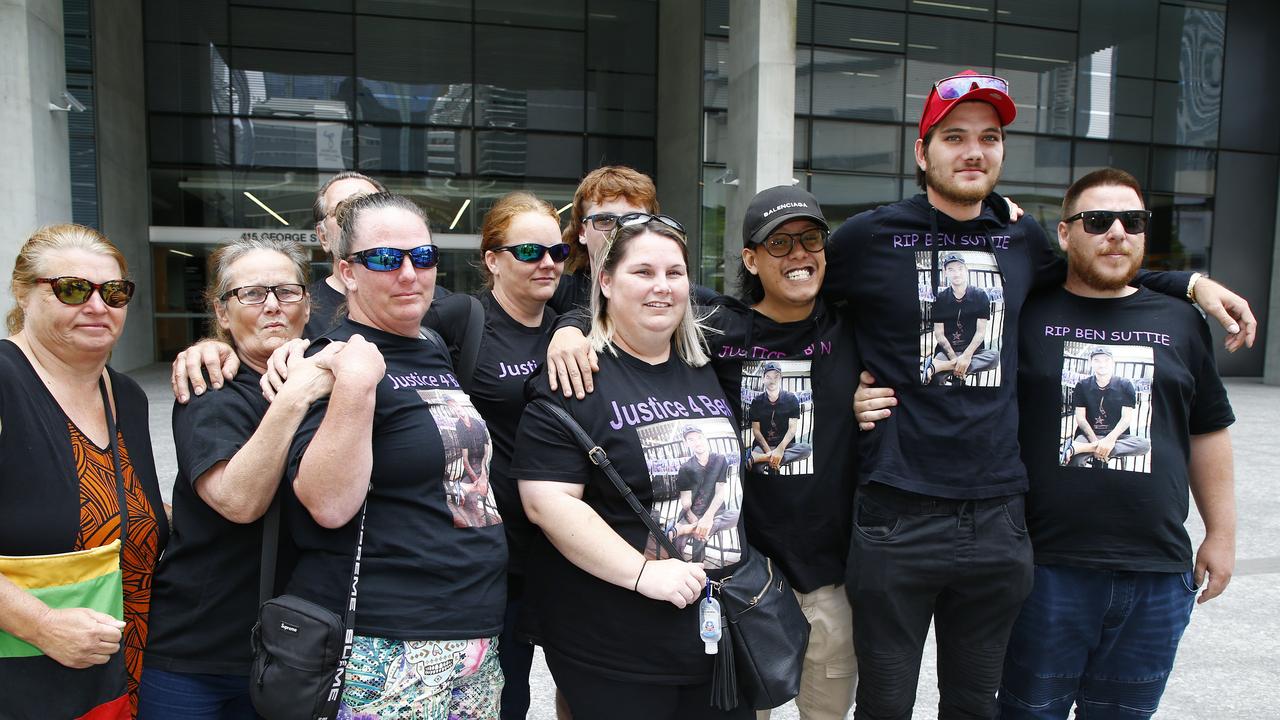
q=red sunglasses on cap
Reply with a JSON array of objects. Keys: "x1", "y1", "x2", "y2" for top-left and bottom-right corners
[{"x1": 918, "y1": 71, "x2": 1017, "y2": 139}]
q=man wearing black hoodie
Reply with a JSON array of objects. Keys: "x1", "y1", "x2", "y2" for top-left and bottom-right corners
[{"x1": 826, "y1": 71, "x2": 1254, "y2": 720}]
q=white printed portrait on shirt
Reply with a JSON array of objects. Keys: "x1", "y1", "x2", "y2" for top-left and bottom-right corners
[
  {"x1": 739, "y1": 359, "x2": 814, "y2": 476},
  {"x1": 916, "y1": 249, "x2": 1005, "y2": 388},
  {"x1": 1058, "y1": 342, "x2": 1154, "y2": 473},
  {"x1": 419, "y1": 389, "x2": 503, "y2": 528},
  {"x1": 637, "y1": 417, "x2": 743, "y2": 568}
]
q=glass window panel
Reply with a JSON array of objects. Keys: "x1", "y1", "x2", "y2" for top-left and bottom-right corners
[
  {"x1": 704, "y1": 111, "x2": 728, "y2": 165},
  {"x1": 235, "y1": 119, "x2": 354, "y2": 170},
  {"x1": 825, "y1": 0, "x2": 905, "y2": 10},
  {"x1": 813, "y1": 5, "x2": 905, "y2": 52},
  {"x1": 587, "y1": 71, "x2": 655, "y2": 135},
  {"x1": 1078, "y1": 0, "x2": 1156, "y2": 79},
  {"x1": 357, "y1": 126, "x2": 471, "y2": 174},
  {"x1": 796, "y1": 47, "x2": 811, "y2": 116},
  {"x1": 1072, "y1": 141, "x2": 1150, "y2": 187},
  {"x1": 248, "y1": 0, "x2": 352, "y2": 9},
  {"x1": 1075, "y1": 71, "x2": 1154, "y2": 141},
  {"x1": 1156, "y1": 5, "x2": 1225, "y2": 83},
  {"x1": 1111, "y1": 115, "x2": 1152, "y2": 144},
  {"x1": 905, "y1": 15, "x2": 993, "y2": 68},
  {"x1": 797, "y1": 0, "x2": 812, "y2": 45},
  {"x1": 146, "y1": 43, "x2": 232, "y2": 114},
  {"x1": 236, "y1": 169, "x2": 330, "y2": 227},
  {"x1": 356, "y1": 0, "x2": 471, "y2": 21},
  {"x1": 812, "y1": 49, "x2": 904, "y2": 122},
  {"x1": 995, "y1": 0, "x2": 1078, "y2": 30},
  {"x1": 1150, "y1": 148, "x2": 1215, "y2": 195},
  {"x1": 1000, "y1": 134, "x2": 1071, "y2": 185},
  {"x1": 587, "y1": 0, "x2": 656, "y2": 74},
  {"x1": 705, "y1": 0, "x2": 729, "y2": 37},
  {"x1": 229, "y1": 7, "x2": 353, "y2": 53},
  {"x1": 149, "y1": 168, "x2": 237, "y2": 227},
  {"x1": 65, "y1": 36, "x2": 92, "y2": 74},
  {"x1": 356, "y1": 16, "x2": 472, "y2": 125},
  {"x1": 476, "y1": 27, "x2": 584, "y2": 132},
  {"x1": 810, "y1": 173, "x2": 899, "y2": 228},
  {"x1": 149, "y1": 115, "x2": 233, "y2": 166},
  {"x1": 995, "y1": 25, "x2": 1075, "y2": 135},
  {"x1": 902, "y1": 130, "x2": 918, "y2": 174},
  {"x1": 1152, "y1": 81, "x2": 1215, "y2": 148},
  {"x1": 64, "y1": 0, "x2": 90, "y2": 33},
  {"x1": 228, "y1": 48, "x2": 353, "y2": 120},
  {"x1": 811, "y1": 121, "x2": 900, "y2": 174},
  {"x1": 704, "y1": 38, "x2": 729, "y2": 109},
  {"x1": 586, "y1": 137, "x2": 655, "y2": 177},
  {"x1": 144, "y1": 0, "x2": 228, "y2": 44},
  {"x1": 909, "y1": 0, "x2": 994, "y2": 21},
  {"x1": 795, "y1": 119, "x2": 809, "y2": 168},
  {"x1": 1145, "y1": 194, "x2": 1211, "y2": 271},
  {"x1": 990, "y1": 182, "x2": 1061, "y2": 238},
  {"x1": 1113, "y1": 77, "x2": 1154, "y2": 117},
  {"x1": 700, "y1": 165, "x2": 728, "y2": 292},
  {"x1": 475, "y1": 0, "x2": 583, "y2": 30},
  {"x1": 475, "y1": 131, "x2": 583, "y2": 178}
]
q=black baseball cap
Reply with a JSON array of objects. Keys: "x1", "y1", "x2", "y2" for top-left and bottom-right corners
[
  {"x1": 681, "y1": 424, "x2": 703, "y2": 437},
  {"x1": 1088, "y1": 346, "x2": 1114, "y2": 358},
  {"x1": 743, "y1": 185, "x2": 829, "y2": 248},
  {"x1": 941, "y1": 253, "x2": 966, "y2": 267},
  {"x1": 762, "y1": 361, "x2": 783, "y2": 375}
]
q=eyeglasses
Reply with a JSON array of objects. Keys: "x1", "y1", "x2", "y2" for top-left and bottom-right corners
[
  {"x1": 36, "y1": 277, "x2": 135, "y2": 308},
  {"x1": 934, "y1": 74, "x2": 1009, "y2": 100},
  {"x1": 583, "y1": 212, "x2": 623, "y2": 231},
  {"x1": 1064, "y1": 210, "x2": 1152, "y2": 235},
  {"x1": 493, "y1": 242, "x2": 572, "y2": 264},
  {"x1": 616, "y1": 212, "x2": 686, "y2": 235},
  {"x1": 221, "y1": 284, "x2": 307, "y2": 305},
  {"x1": 347, "y1": 245, "x2": 439, "y2": 271},
  {"x1": 755, "y1": 228, "x2": 827, "y2": 258}
]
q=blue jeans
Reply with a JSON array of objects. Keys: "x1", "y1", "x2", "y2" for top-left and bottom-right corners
[
  {"x1": 997, "y1": 565, "x2": 1197, "y2": 719},
  {"x1": 137, "y1": 668, "x2": 258, "y2": 719}
]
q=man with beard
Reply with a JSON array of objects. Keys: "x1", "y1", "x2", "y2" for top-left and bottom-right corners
[
  {"x1": 748, "y1": 361, "x2": 812, "y2": 472},
  {"x1": 998, "y1": 168, "x2": 1235, "y2": 719},
  {"x1": 926, "y1": 254, "x2": 1000, "y2": 385},
  {"x1": 1066, "y1": 346, "x2": 1151, "y2": 468},
  {"x1": 826, "y1": 72, "x2": 1252, "y2": 719}
]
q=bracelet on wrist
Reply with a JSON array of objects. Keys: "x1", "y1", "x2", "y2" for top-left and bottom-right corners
[{"x1": 634, "y1": 559, "x2": 648, "y2": 592}]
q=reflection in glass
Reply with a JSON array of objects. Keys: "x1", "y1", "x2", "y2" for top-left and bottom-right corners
[
  {"x1": 234, "y1": 119, "x2": 353, "y2": 170},
  {"x1": 475, "y1": 132, "x2": 582, "y2": 179},
  {"x1": 1001, "y1": 134, "x2": 1071, "y2": 186},
  {"x1": 356, "y1": 15, "x2": 472, "y2": 125},
  {"x1": 704, "y1": 38, "x2": 729, "y2": 109},
  {"x1": 476, "y1": 26, "x2": 584, "y2": 132},
  {"x1": 357, "y1": 126, "x2": 471, "y2": 174},
  {"x1": 1146, "y1": 194, "x2": 1212, "y2": 271},
  {"x1": 1153, "y1": 7, "x2": 1224, "y2": 147},
  {"x1": 810, "y1": 173, "x2": 899, "y2": 228},
  {"x1": 812, "y1": 49, "x2": 903, "y2": 121},
  {"x1": 1151, "y1": 148, "x2": 1215, "y2": 195},
  {"x1": 1073, "y1": 141, "x2": 1150, "y2": 187},
  {"x1": 701, "y1": 165, "x2": 728, "y2": 293},
  {"x1": 229, "y1": 48, "x2": 352, "y2": 119},
  {"x1": 811, "y1": 121, "x2": 900, "y2": 174}
]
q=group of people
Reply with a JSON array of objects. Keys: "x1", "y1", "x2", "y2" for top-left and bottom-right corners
[{"x1": 0, "y1": 69, "x2": 1253, "y2": 720}]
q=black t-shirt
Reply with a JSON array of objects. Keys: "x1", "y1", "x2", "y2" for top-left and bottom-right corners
[
  {"x1": 510, "y1": 346, "x2": 743, "y2": 683},
  {"x1": 676, "y1": 452, "x2": 729, "y2": 517},
  {"x1": 146, "y1": 367, "x2": 270, "y2": 674},
  {"x1": 825, "y1": 193, "x2": 1192, "y2": 499},
  {"x1": 1072, "y1": 375, "x2": 1138, "y2": 438},
  {"x1": 285, "y1": 318, "x2": 507, "y2": 640},
  {"x1": 429, "y1": 290, "x2": 556, "y2": 574},
  {"x1": 932, "y1": 285, "x2": 991, "y2": 355},
  {"x1": 304, "y1": 278, "x2": 345, "y2": 340},
  {"x1": 749, "y1": 390, "x2": 801, "y2": 448},
  {"x1": 1018, "y1": 287, "x2": 1235, "y2": 572},
  {"x1": 703, "y1": 297, "x2": 859, "y2": 593}
]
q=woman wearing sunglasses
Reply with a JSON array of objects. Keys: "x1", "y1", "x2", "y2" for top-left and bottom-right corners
[
  {"x1": 423, "y1": 191, "x2": 568, "y2": 719},
  {"x1": 0, "y1": 224, "x2": 168, "y2": 718},
  {"x1": 285, "y1": 191, "x2": 508, "y2": 717},
  {"x1": 511, "y1": 215, "x2": 751, "y2": 720},
  {"x1": 138, "y1": 238, "x2": 343, "y2": 717}
]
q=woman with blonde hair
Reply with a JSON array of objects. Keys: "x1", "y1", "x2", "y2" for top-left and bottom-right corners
[
  {"x1": 512, "y1": 214, "x2": 751, "y2": 720},
  {"x1": 0, "y1": 224, "x2": 167, "y2": 718}
]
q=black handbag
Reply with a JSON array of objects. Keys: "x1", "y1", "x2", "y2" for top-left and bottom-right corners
[
  {"x1": 249, "y1": 494, "x2": 368, "y2": 720},
  {"x1": 532, "y1": 399, "x2": 809, "y2": 711}
]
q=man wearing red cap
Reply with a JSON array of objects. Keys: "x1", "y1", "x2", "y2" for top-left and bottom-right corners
[{"x1": 825, "y1": 71, "x2": 1255, "y2": 719}]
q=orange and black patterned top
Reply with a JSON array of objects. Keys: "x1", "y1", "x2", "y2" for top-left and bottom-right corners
[{"x1": 69, "y1": 422, "x2": 162, "y2": 718}]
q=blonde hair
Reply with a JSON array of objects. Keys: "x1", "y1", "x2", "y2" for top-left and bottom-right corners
[
  {"x1": 204, "y1": 238, "x2": 311, "y2": 344},
  {"x1": 7, "y1": 224, "x2": 128, "y2": 334},
  {"x1": 587, "y1": 221, "x2": 710, "y2": 367},
  {"x1": 480, "y1": 192, "x2": 561, "y2": 288}
]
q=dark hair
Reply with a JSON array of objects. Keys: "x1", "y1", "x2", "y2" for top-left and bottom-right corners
[
  {"x1": 1061, "y1": 168, "x2": 1145, "y2": 219},
  {"x1": 334, "y1": 192, "x2": 429, "y2": 259},
  {"x1": 914, "y1": 121, "x2": 1007, "y2": 191},
  {"x1": 313, "y1": 171, "x2": 386, "y2": 225},
  {"x1": 480, "y1": 191, "x2": 560, "y2": 288},
  {"x1": 564, "y1": 166, "x2": 659, "y2": 274}
]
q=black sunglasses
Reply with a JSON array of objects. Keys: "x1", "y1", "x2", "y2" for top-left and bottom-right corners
[
  {"x1": 36, "y1": 276, "x2": 135, "y2": 308},
  {"x1": 221, "y1": 284, "x2": 307, "y2": 305},
  {"x1": 347, "y1": 245, "x2": 439, "y2": 271},
  {"x1": 492, "y1": 242, "x2": 572, "y2": 264},
  {"x1": 755, "y1": 228, "x2": 827, "y2": 258},
  {"x1": 1064, "y1": 210, "x2": 1152, "y2": 235},
  {"x1": 616, "y1": 212, "x2": 686, "y2": 235}
]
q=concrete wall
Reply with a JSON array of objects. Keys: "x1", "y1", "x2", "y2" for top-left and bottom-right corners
[
  {"x1": 94, "y1": 0, "x2": 153, "y2": 370},
  {"x1": 656, "y1": 0, "x2": 703, "y2": 261},
  {"x1": 0, "y1": 0, "x2": 72, "y2": 334}
]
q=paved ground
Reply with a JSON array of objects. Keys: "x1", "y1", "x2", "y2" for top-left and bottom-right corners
[{"x1": 131, "y1": 364, "x2": 1279, "y2": 719}]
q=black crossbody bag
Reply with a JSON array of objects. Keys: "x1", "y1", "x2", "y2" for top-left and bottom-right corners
[
  {"x1": 531, "y1": 399, "x2": 809, "y2": 711},
  {"x1": 249, "y1": 494, "x2": 368, "y2": 720}
]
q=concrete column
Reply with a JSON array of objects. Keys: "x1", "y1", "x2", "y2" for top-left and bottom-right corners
[
  {"x1": 723, "y1": 0, "x2": 796, "y2": 296},
  {"x1": 94, "y1": 0, "x2": 153, "y2": 370},
  {"x1": 0, "y1": 0, "x2": 72, "y2": 335},
  {"x1": 656, "y1": 0, "x2": 703, "y2": 255}
]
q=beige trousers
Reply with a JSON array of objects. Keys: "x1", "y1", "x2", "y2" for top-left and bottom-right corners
[{"x1": 757, "y1": 584, "x2": 858, "y2": 720}]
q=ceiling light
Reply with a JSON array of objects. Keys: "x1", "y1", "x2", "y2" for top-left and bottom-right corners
[
  {"x1": 449, "y1": 198, "x2": 471, "y2": 230},
  {"x1": 243, "y1": 191, "x2": 289, "y2": 226}
]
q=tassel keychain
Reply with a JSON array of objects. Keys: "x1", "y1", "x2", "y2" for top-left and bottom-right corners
[{"x1": 706, "y1": 581, "x2": 739, "y2": 709}]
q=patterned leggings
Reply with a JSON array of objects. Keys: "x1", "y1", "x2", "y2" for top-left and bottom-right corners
[{"x1": 339, "y1": 636, "x2": 503, "y2": 720}]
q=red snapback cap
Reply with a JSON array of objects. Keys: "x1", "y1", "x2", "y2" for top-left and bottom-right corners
[{"x1": 917, "y1": 69, "x2": 1017, "y2": 139}]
